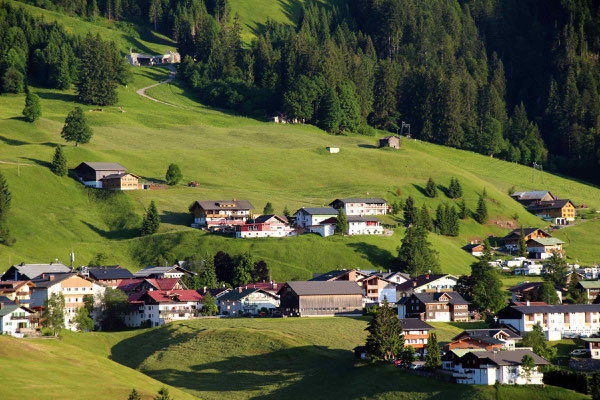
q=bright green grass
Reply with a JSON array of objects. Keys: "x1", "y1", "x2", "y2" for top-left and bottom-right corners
[
  {"x1": 553, "y1": 219, "x2": 600, "y2": 265},
  {"x1": 1, "y1": 62, "x2": 599, "y2": 278},
  {"x1": 54, "y1": 318, "x2": 586, "y2": 400},
  {"x1": 0, "y1": 335, "x2": 198, "y2": 400},
  {"x1": 501, "y1": 275, "x2": 545, "y2": 291},
  {"x1": 10, "y1": 0, "x2": 175, "y2": 54}
]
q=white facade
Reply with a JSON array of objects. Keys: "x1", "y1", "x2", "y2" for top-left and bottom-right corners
[
  {"x1": 513, "y1": 264, "x2": 543, "y2": 276},
  {"x1": 347, "y1": 220, "x2": 384, "y2": 235},
  {"x1": 326, "y1": 147, "x2": 339, "y2": 153},
  {"x1": 455, "y1": 364, "x2": 544, "y2": 385},
  {"x1": 500, "y1": 310, "x2": 600, "y2": 341},
  {"x1": 309, "y1": 223, "x2": 336, "y2": 237},
  {"x1": 219, "y1": 291, "x2": 279, "y2": 316},
  {"x1": 294, "y1": 210, "x2": 337, "y2": 228},
  {"x1": 126, "y1": 300, "x2": 202, "y2": 328},
  {"x1": 0, "y1": 306, "x2": 31, "y2": 336},
  {"x1": 236, "y1": 225, "x2": 296, "y2": 238},
  {"x1": 413, "y1": 276, "x2": 459, "y2": 293},
  {"x1": 195, "y1": 209, "x2": 251, "y2": 226},
  {"x1": 340, "y1": 202, "x2": 387, "y2": 216}
]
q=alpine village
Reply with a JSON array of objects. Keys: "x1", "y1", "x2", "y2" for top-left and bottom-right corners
[{"x1": 1, "y1": 0, "x2": 600, "y2": 399}]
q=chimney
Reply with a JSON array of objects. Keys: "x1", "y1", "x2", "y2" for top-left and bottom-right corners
[
  {"x1": 49, "y1": 275, "x2": 55, "y2": 281},
  {"x1": 426, "y1": 274, "x2": 429, "y2": 280},
  {"x1": 203, "y1": 286, "x2": 207, "y2": 294},
  {"x1": 238, "y1": 287, "x2": 243, "y2": 293}
]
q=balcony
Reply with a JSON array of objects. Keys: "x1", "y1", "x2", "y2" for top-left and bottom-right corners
[{"x1": 10, "y1": 315, "x2": 29, "y2": 320}]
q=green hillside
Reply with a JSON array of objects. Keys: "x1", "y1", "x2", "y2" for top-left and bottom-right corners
[
  {"x1": 0, "y1": 335, "x2": 198, "y2": 400},
  {"x1": 54, "y1": 318, "x2": 584, "y2": 400}
]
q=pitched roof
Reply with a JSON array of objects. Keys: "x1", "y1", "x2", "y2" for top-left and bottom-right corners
[
  {"x1": 253, "y1": 214, "x2": 288, "y2": 224},
  {"x1": 527, "y1": 237, "x2": 565, "y2": 246},
  {"x1": 463, "y1": 243, "x2": 484, "y2": 251},
  {"x1": 380, "y1": 135, "x2": 401, "y2": 140},
  {"x1": 117, "y1": 278, "x2": 144, "y2": 292},
  {"x1": 218, "y1": 288, "x2": 277, "y2": 302},
  {"x1": 144, "y1": 278, "x2": 181, "y2": 291},
  {"x1": 347, "y1": 216, "x2": 381, "y2": 223},
  {"x1": 527, "y1": 199, "x2": 574, "y2": 211},
  {"x1": 318, "y1": 217, "x2": 338, "y2": 224},
  {"x1": 396, "y1": 274, "x2": 457, "y2": 291},
  {"x1": 88, "y1": 268, "x2": 135, "y2": 280},
  {"x1": 0, "y1": 296, "x2": 16, "y2": 305},
  {"x1": 0, "y1": 304, "x2": 23, "y2": 318},
  {"x1": 501, "y1": 304, "x2": 600, "y2": 315},
  {"x1": 192, "y1": 200, "x2": 254, "y2": 211},
  {"x1": 330, "y1": 198, "x2": 388, "y2": 205},
  {"x1": 282, "y1": 281, "x2": 363, "y2": 296},
  {"x1": 508, "y1": 281, "x2": 546, "y2": 292},
  {"x1": 504, "y1": 228, "x2": 550, "y2": 239},
  {"x1": 99, "y1": 173, "x2": 141, "y2": 180},
  {"x1": 582, "y1": 338, "x2": 600, "y2": 343},
  {"x1": 310, "y1": 270, "x2": 351, "y2": 281},
  {"x1": 239, "y1": 282, "x2": 283, "y2": 292},
  {"x1": 30, "y1": 273, "x2": 79, "y2": 288},
  {"x1": 511, "y1": 191, "x2": 553, "y2": 201},
  {"x1": 295, "y1": 207, "x2": 338, "y2": 216},
  {"x1": 463, "y1": 349, "x2": 550, "y2": 366},
  {"x1": 3, "y1": 263, "x2": 71, "y2": 280},
  {"x1": 144, "y1": 290, "x2": 203, "y2": 303},
  {"x1": 452, "y1": 328, "x2": 521, "y2": 342},
  {"x1": 78, "y1": 162, "x2": 127, "y2": 171},
  {"x1": 399, "y1": 318, "x2": 434, "y2": 331},
  {"x1": 446, "y1": 349, "x2": 486, "y2": 358},
  {"x1": 133, "y1": 265, "x2": 192, "y2": 278},
  {"x1": 578, "y1": 281, "x2": 600, "y2": 289},
  {"x1": 412, "y1": 291, "x2": 469, "y2": 305}
]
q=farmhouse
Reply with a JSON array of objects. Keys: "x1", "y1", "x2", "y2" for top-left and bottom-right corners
[
  {"x1": 99, "y1": 173, "x2": 141, "y2": 190},
  {"x1": 0, "y1": 303, "x2": 33, "y2": 336},
  {"x1": 30, "y1": 273, "x2": 105, "y2": 330},
  {"x1": 86, "y1": 267, "x2": 135, "y2": 289},
  {"x1": 503, "y1": 228, "x2": 552, "y2": 251},
  {"x1": 396, "y1": 274, "x2": 459, "y2": 298},
  {"x1": 329, "y1": 198, "x2": 388, "y2": 216},
  {"x1": 449, "y1": 349, "x2": 549, "y2": 385},
  {"x1": 132, "y1": 265, "x2": 194, "y2": 279},
  {"x1": 127, "y1": 51, "x2": 180, "y2": 66},
  {"x1": 526, "y1": 237, "x2": 565, "y2": 259},
  {"x1": 74, "y1": 162, "x2": 127, "y2": 188},
  {"x1": 510, "y1": 191, "x2": 556, "y2": 206},
  {"x1": 577, "y1": 281, "x2": 600, "y2": 303},
  {"x1": 359, "y1": 274, "x2": 398, "y2": 304},
  {"x1": 496, "y1": 303, "x2": 600, "y2": 340},
  {"x1": 126, "y1": 290, "x2": 203, "y2": 327},
  {"x1": 582, "y1": 338, "x2": 600, "y2": 359},
  {"x1": 379, "y1": 135, "x2": 402, "y2": 149},
  {"x1": 236, "y1": 215, "x2": 296, "y2": 238},
  {"x1": 217, "y1": 288, "x2": 279, "y2": 316},
  {"x1": 294, "y1": 207, "x2": 338, "y2": 228},
  {"x1": 527, "y1": 199, "x2": 576, "y2": 223},
  {"x1": 397, "y1": 291, "x2": 469, "y2": 322},
  {"x1": 508, "y1": 282, "x2": 563, "y2": 303},
  {"x1": 117, "y1": 278, "x2": 187, "y2": 294},
  {"x1": 448, "y1": 328, "x2": 522, "y2": 351},
  {"x1": 347, "y1": 216, "x2": 384, "y2": 235},
  {"x1": 190, "y1": 200, "x2": 254, "y2": 229},
  {"x1": 399, "y1": 318, "x2": 434, "y2": 355},
  {"x1": 1, "y1": 263, "x2": 71, "y2": 281},
  {"x1": 278, "y1": 281, "x2": 363, "y2": 317},
  {"x1": 463, "y1": 243, "x2": 485, "y2": 257},
  {"x1": 0, "y1": 281, "x2": 35, "y2": 305}
]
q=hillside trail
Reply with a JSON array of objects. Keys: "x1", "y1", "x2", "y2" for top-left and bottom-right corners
[{"x1": 135, "y1": 65, "x2": 192, "y2": 110}]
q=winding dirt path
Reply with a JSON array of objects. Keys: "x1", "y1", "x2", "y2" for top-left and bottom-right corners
[{"x1": 135, "y1": 65, "x2": 188, "y2": 109}]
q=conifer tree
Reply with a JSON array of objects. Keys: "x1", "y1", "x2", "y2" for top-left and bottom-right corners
[
  {"x1": 61, "y1": 107, "x2": 93, "y2": 146},
  {"x1": 418, "y1": 204, "x2": 433, "y2": 231},
  {"x1": 141, "y1": 201, "x2": 160, "y2": 235},
  {"x1": 544, "y1": 252, "x2": 568, "y2": 287},
  {"x1": 396, "y1": 225, "x2": 440, "y2": 277},
  {"x1": 446, "y1": 205, "x2": 459, "y2": 236},
  {"x1": 283, "y1": 205, "x2": 291, "y2": 221},
  {"x1": 424, "y1": 332, "x2": 441, "y2": 370},
  {"x1": 77, "y1": 33, "x2": 118, "y2": 105},
  {"x1": 448, "y1": 177, "x2": 462, "y2": 199},
  {"x1": 537, "y1": 282, "x2": 559, "y2": 304},
  {"x1": 365, "y1": 298, "x2": 404, "y2": 361},
  {"x1": 517, "y1": 226, "x2": 528, "y2": 257},
  {"x1": 0, "y1": 172, "x2": 12, "y2": 223},
  {"x1": 403, "y1": 196, "x2": 417, "y2": 226},
  {"x1": 318, "y1": 86, "x2": 342, "y2": 133},
  {"x1": 425, "y1": 177, "x2": 437, "y2": 198},
  {"x1": 263, "y1": 202, "x2": 274, "y2": 215},
  {"x1": 201, "y1": 292, "x2": 218, "y2": 315},
  {"x1": 458, "y1": 198, "x2": 468, "y2": 220},
  {"x1": 470, "y1": 248, "x2": 505, "y2": 315},
  {"x1": 474, "y1": 194, "x2": 488, "y2": 224},
  {"x1": 51, "y1": 145, "x2": 67, "y2": 176},
  {"x1": 154, "y1": 387, "x2": 172, "y2": 400},
  {"x1": 127, "y1": 389, "x2": 141, "y2": 400},
  {"x1": 22, "y1": 91, "x2": 42, "y2": 122},
  {"x1": 335, "y1": 208, "x2": 348, "y2": 235},
  {"x1": 232, "y1": 252, "x2": 254, "y2": 286},
  {"x1": 435, "y1": 204, "x2": 447, "y2": 235},
  {"x1": 567, "y1": 271, "x2": 585, "y2": 304}
]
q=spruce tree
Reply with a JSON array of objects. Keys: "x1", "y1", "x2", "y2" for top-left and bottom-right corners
[
  {"x1": 396, "y1": 225, "x2": 440, "y2": 277},
  {"x1": 470, "y1": 249, "x2": 505, "y2": 315},
  {"x1": 567, "y1": 271, "x2": 585, "y2": 304},
  {"x1": 232, "y1": 252, "x2": 254, "y2": 286},
  {"x1": 418, "y1": 204, "x2": 433, "y2": 231},
  {"x1": 544, "y1": 252, "x2": 568, "y2": 287},
  {"x1": 335, "y1": 208, "x2": 348, "y2": 235},
  {"x1": 517, "y1": 226, "x2": 528, "y2": 257},
  {"x1": 448, "y1": 177, "x2": 462, "y2": 199},
  {"x1": 365, "y1": 298, "x2": 404, "y2": 361},
  {"x1": 424, "y1": 332, "x2": 441, "y2": 370},
  {"x1": 425, "y1": 177, "x2": 437, "y2": 198},
  {"x1": 263, "y1": 202, "x2": 274, "y2": 214},
  {"x1": 403, "y1": 196, "x2": 417, "y2": 226},
  {"x1": 0, "y1": 172, "x2": 11, "y2": 222},
  {"x1": 283, "y1": 205, "x2": 291, "y2": 221},
  {"x1": 22, "y1": 91, "x2": 42, "y2": 122},
  {"x1": 537, "y1": 282, "x2": 559, "y2": 304},
  {"x1": 165, "y1": 163, "x2": 182, "y2": 186},
  {"x1": 458, "y1": 198, "x2": 468, "y2": 219},
  {"x1": 474, "y1": 194, "x2": 488, "y2": 224},
  {"x1": 201, "y1": 292, "x2": 218, "y2": 316},
  {"x1": 51, "y1": 145, "x2": 67, "y2": 176},
  {"x1": 127, "y1": 389, "x2": 142, "y2": 400},
  {"x1": 317, "y1": 86, "x2": 342, "y2": 134},
  {"x1": 446, "y1": 205, "x2": 459, "y2": 236},
  {"x1": 435, "y1": 204, "x2": 447, "y2": 235},
  {"x1": 153, "y1": 387, "x2": 172, "y2": 400},
  {"x1": 141, "y1": 201, "x2": 160, "y2": 235},
  {"x1": 77, "y1": 33, "x2": 118, "y2": 105},
  {"x1": 61, "y1": 107, "x2": 93, "y2": 146}
]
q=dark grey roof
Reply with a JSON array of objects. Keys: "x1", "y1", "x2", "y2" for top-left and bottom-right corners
[
  {"x1": 284, "y1": 281, "x2": 363, "y2": 296},
  {"x1": 347, "y1": 216, "x2": 381, "y2": 223},
  {"x1": 452, "y1": 329, "x2": 521, "y2": 344},
  {"x1": 78, "y1": 162, "x2": 127, "y2": 171},
  {"x1": 218, "y1": 288, "x2": 277, "y2": 302},
  {"x1": 330, "y1": 198, "x2": 387, "y2": 205},
  {"x1": 0, "y1": 296, "x2": 16, "y2": 305},
  {"x1": 192, "y1": 200, "x2": 254, "y2": 211},
  {"x1": 31, "y1": 273, "x2": 77, "y2": 288},
  {"x1": 408, "y1": 291, "x2": 469, "y2": 305},
  {"x1": 295, "y1": 207, "x2": 338, "y2": 216},
  {"x1": 253, "y1": 214, "x2": 288, "y2": 224},
  {"x1": 399, "y1": 318, "x2": 434, "y2": 331},
  {"x1": 504, "y1": 228, "x2": 549, "y2": 239},
  {"x1": 527, "y1": 199, "x2": 574, "y2": 211},
  {"x1": 511, "y1": 191, "x2": 553, "y2": 201},
  {"x1": 509, "y1": 304, "x2": 600, "y2": 314},
  {"x1": 88, "y1": 268, "x2": 135, "y2": 280},
  {"x1": 3, "y1": 263, "x2": 71, "y2": 280},
  {"x1": 310, "y1": 270, "x2": 351, "y2": 281},
  {"x1": 508, "y1": 281, "x2": 546, "y2": 292},
  {"x1": 463, "y1": 349, "x2": 550, "y2": 366},
  {"x1": 100, "y1": 173, "x2": 140, "y2": 180}
]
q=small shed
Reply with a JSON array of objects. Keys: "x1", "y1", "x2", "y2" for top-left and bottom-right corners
[
  {"x1": 379, "y1": 135, "x2": 402, "y2": 149},
  {"x1": 326, "y1": 147, "x2": 339, "y2": 153}
]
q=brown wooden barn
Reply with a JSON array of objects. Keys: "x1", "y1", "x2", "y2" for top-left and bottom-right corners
[{"x1": 277, "y1": 281, "x2": 363, "y2": 317}]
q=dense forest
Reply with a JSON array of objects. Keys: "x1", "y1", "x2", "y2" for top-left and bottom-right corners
[{"x1": 3, "y1": 0, "x2": 600, "y2": 184}]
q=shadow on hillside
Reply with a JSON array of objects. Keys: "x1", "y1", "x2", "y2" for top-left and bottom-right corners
[
  {"x1": 0, "y1": 135, "x2": 30, "y2": 146},
  {"x1": 437, "y1": 184, "x2": 450, "y2": 198},
  {"x1": 411, "y1": 183, "x2": 428, "y2": 197},
  {"x1": 357, "y1": 144, "x2": 377, "y2": 149},
  {"x1": 346, "y1": 242, "x2": 394, "y2": 268},
  {"x1": 81, "y1": 220, "x2": 140, "y2": 240},
  {"x1": 22, "y1": 157, "x2": 52, "y2": 169},
  {"x1": 161, "y1": 210, "x2": 191, "y2": 226},
  {"x1": 37, "y1": 92, "x2": 79, "y2": 103},
  {"x1": 138, "y1": 175, "x2": 164, "y2": 184}
]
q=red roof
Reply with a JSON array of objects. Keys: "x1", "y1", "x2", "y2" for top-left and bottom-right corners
[
  {"x1": 144, "y1": 278, "x2": 180, "y2": 290},
  {"x1": 240, "y1": 282, "x2": 282, "y2": 292},
  {"x1": 146, "y1": 290, "x2": 203, "y2": 303}
]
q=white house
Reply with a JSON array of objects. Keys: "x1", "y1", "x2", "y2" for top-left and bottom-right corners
[
  {"x1": 217, "y1": 288, "x2": 279, "y2": 316},
  {"x1": 396, "y1": 274, "x2": 459, "y2": 298},
  {"x1": 30, "y1": 273, "x2": 106, "y2": 330},
  {"x1": 446, "y1": 349, "x2": 549, "y2": 385},
  {"x1": 132, "y1": 265, "x2": 194, "y2": 279},
  {"x1": 512, "y1": 262, "x2": 543, "y2": 276},
  {"x1": 235, "y1": 215, "x2": 296, "y2": 238},
  {"x1": 358, "y1": 274, "x2": 397, "y2": 304},
  {"x1": 329, "y1": 198, "x2": 388, "y2": 216},
  {"x1": 294, "y1": 207, "x2": 338, "y2": 228},
  {"x1": 126, "y1": 290, "x2": 203, "y2": 328},
  {"x1": 347, "y1": 216, "x2": 384, "y2": 235},
  {"x1": 527, "y1": 238, "x2": 565, "y2": 260},
  {"x1": 0, "y1": 304, "x2": 32, "y2": 336},
  {"x1": 497, "y1": 304, "x2": 600, "y2": 340},
  {"x1": 505, "y1": 257, "x2": 527, "y2": 268}
]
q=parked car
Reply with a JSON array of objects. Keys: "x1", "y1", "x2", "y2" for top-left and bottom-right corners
[
  {"x1": 569, "y1": 349, "x2": 590, "y2": 357},
  {"x1": 409, "y1": 363, "x2": 423, "y2": 370}
]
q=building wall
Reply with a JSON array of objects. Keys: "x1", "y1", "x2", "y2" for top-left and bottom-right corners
[
  {"x1": 0, "y1": 309, "x2": 30, "y2": 335},
  {"x1": 414, "y1": 276, "x2": 458, "y2": 293},
  {"x1": 347, "y1": 221, "x2": 383, "y2": 235},
  {"x1": 297, "y1": 294, "x2": 363, "y2": 316},
  {"x1": 308, "y1": 224, "x2": 335, "y2": 237},
  {"x1": 342, "y1": 203, "x2": 387, "y2": 216}
]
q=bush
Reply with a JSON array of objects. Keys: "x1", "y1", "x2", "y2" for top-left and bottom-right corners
[
  {"x1": 543, "y1": 368, "x2": 589, "y2": 394},
  {"x1": 357, "y1": 124, "x2": 376, "y2": 136},
  {"x1": 40, "y1": 327, "x2": 54, "y2": 336}
]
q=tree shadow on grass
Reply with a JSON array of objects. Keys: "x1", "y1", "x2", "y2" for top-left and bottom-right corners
[
  {"x1": 438, "y1": 184, "x2": 451, "y2": 198},
  {"x1": 412, "y1": 183, "x2": 428, "y2": 197},
  {"x1": 161, "y1": 210, "x2": 192, "y2": 227},
  {"x1": 21, "y1": 157, "x2": 52, "y2": 169},
  {"x1": 37, "y1": 92, "x2": 79, "y2": 103},
  {"x1": 346, "y1": 242, "x2": 395, "y2": 269},
  {"x1": 0, "y1": 135, "x2": 30, "y2": 146},
  {"x1": 81, "y1": 220, "x2": 140, "y2": 240},
  {"x1": 357, "y1": 144, "x2": 378, "y2": 149}
]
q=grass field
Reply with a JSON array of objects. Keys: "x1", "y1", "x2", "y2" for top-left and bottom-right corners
[
  {"x1": 1, "y1": 1, "x2": 600, "y2": 280},
  {"x1": 0, "y1": 335, "x2": 198, "y2": 400},
  {"x1": 47, "y1": 318, "x2": 586, "y2": 400}
]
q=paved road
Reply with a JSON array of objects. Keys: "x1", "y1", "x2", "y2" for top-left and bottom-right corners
[{"x1": 135, "y1": 65, "x2": 188, "y2": 109}]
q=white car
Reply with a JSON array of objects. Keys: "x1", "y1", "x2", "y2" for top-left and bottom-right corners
[{"x1": 569, "y1": 349, "x2": 590, "y2": 357}]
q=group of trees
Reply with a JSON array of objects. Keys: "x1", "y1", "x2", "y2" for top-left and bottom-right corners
[
  {"x1": 127, "y1": 386, "x2": 173, "y2": 400},
  {"x1": 0, "y1": 172, "x2": 13, "y2": 245},
  {"x1": 0, "y1": 3, "x2": 129, "y2": 105}
]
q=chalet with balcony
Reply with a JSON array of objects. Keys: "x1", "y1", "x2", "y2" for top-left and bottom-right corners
[
  {"x1": 99, "y1": 173, "x2": 141, "y2": 190},
  {"x1": 399, "y1": 318, "x2": 434, "y2": 355},
  {"x1": 190, "y1": 200, "x2": 254, "y2": 229},
  {"x1": 217, "y1": 287, "x2": 279, "y2": 316},
  {"x1": 236, "y1": 214, "x2": 296, "y2": 238},
  {"x1": 126, "y1": 290, "x2": 203, "y2": 327},
  {"x1": 448, "y1": 328, "x2": 522, "y2": 351},
  {"x1": 0, "y1": 303, "x2": 33, "y2": 336},
  {"x1": 577, "y1": 281, "x2": 600, "y2": 303},
  {"x1": 503, "y1": 228, "x2": 552, "y2": 251},
  {"x1": 526, "y1": 237, "x2": 565, "y2": 259},
  {"x1": 0, "y1": 281, "x2": 35, "y2": 306},
  {"x1": 397, "y1": 291, "x2": 469, "y2": 322},
  {"x1": 330, "y1": 198, "x2": 388, "y2": 216},
  {"x1": 527, "y1": 199, "x2": 576, "y2": 223},
  {"x1": 396, "y1": 274, "x2": 459, "y2": 298},
  {"x1": 510, "y1": 191, "x2": 556, "y2": 206},
  {"x1": 294, "y1": 207, "x2": 338, "y2": 229},
  {"x1": 347, "y1": 215, "x2": 384, "y2": 235}
]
